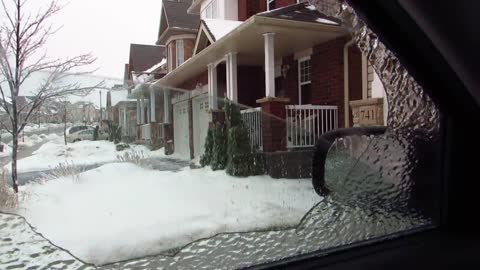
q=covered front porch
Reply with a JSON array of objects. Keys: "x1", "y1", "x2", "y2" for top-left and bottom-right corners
[
  {"x1": 129, "y1": 83, "x2": 172, "y2": 148},
  {"x1": 154, "y1": 5, "x2": 353, "y2": 154}
]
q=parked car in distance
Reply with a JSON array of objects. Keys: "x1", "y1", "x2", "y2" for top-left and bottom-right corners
[
  {"x1": 67, "y1": 128, "x2": 108, "y2": 143},
  {"x1": 67, "y1": 125, "x2": 94, "y2": 135}
]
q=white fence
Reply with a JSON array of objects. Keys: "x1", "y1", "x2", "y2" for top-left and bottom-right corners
[
  {"x1": 286, "y1": 105, "x2": 338, "y2": 148},
  {"x1": 240, "y1": 107, "x2": 263, "y2": 151},
  {"x1": 140, "y1": 123, "x2": 151, "y2": 141}
]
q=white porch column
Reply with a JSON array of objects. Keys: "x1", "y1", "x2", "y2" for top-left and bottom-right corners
[
  {"x1": 264, "y1": 32, "x2": 276, "y2": 97},
  {"x1": 163, "y1": 89, "x2": 170, "y2": 124},
  {"x1": 123, "y1": 107, "x2": 127, "y2": 135},
  {"x1": 150, "y1": 88, "x2": 156, "y2": 122},
  {"x1": 136, "y1": 98, "x2": 141, "y2": 125},
  {"x1": 226, "y1": 56, "x2": 231, "y2": 100},
  {"x1": 208, "y1": 63, "x2": 218, "y2": 110},
  {"x1": 227, "y1": 52, "x2": 238, "y2": 102},
  {"x1": 147, "y1": 104, "x2": 151, "y2": 123},
  {"x1": 226, "y1": 52, "x2": 238, "y2": 102},
  {"x1": 140, "y1": 97, "x2": 145, "y2": 124},
  {"x1": 118, "y1": 107, "x2": 122, "y2": 126}
]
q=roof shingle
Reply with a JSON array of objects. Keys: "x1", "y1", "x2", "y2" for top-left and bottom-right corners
[
  {"x1": 129, "y1": 44, "x2": 166, "y2": 73},
  {"x1": 162, "y1": 0, "x2": 199, "y2": 30}
]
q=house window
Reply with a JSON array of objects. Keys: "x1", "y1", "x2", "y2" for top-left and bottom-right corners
[
  {"x1": 298, "y1": 56, "x2": 312, "y2": 104},
  {"x1": 176, "y1": 40, "x2": 184, "y2": 67},
  {"x1": 202, "y1": 0, "x2": 218, "y2": 19},
  {"x1": 168, "y1": 43, "x2": 173, "y2": 72},
  {"x1": 267, "y1": 0, "x2": 275, "y2": 11}
]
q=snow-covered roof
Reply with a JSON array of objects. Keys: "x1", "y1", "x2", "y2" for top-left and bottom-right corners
[
  {"x1": 144, "y1": 58, "x2": 167, "y2": 73},
  {"x1": 258, "y1": 3, "x2": 340, "y2": 26},
  {"x1": 203, "y1": 19, "x2": 243, "y2": 41}
]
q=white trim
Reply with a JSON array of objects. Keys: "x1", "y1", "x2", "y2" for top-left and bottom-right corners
[
  {"x1": 298, "y1": 56, "x2": 311, "y2": 105},
  {"x1": 267, "y1": 0, "x2": 275, "y2": 11},
  {"x1": 361, "y1": 53, "x2": 368, "y2": 99},
  {"x1": 168, "y1": 44, "x2": 173, "y2": 72},
  {"x1": 343, "y1": 38, "x2": 355, "y2": 128},
  {"x1": 193, "y1": 23, "x2": 216, "y2": 56},
  {"x1": 294, "y1": 48, "x2": 313, "y2": 60}
]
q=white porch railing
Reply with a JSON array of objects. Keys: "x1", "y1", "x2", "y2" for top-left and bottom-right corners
[
  {"x1": 140, "y1": 123, "x2": 151, "y2": 141},
  {"x1": 286, "y1": 105, "x2": 338, "y2": 148},
  {"x1": 241, "y1": 107, "x2": 263, "y2": 151}
]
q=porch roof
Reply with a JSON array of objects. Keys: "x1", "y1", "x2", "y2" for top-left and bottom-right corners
[{"x1": 152, "y1": 9, "x2": 348, "y2": 90}]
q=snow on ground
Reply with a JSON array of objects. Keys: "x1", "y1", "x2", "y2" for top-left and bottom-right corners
[
  {"x1": 22, "y1": 123, "x2": 65, "y2": 133},
  {"x1": 10, "y1": 133, "x2": 61, "y2": 148},
  {"x1": 18, "y1": 163, "x2": 321, "y2": 265},
  {"x1": 5, "y1": 137, "x2": 164, "y2": 173}
]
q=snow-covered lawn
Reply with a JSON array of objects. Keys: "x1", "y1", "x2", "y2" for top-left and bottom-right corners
[
  {"x1": 18, "y1": 163, "x2": 321, "y2": 265},
  {"x1": 11, "y1": 133, "x2": 61, "y2": 147},
  {"x1": 5, "y1": 137, "x2": 164, "y2": 173}
]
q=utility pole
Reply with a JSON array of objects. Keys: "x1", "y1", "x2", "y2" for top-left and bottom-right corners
[{"x1": 99, "y1": 90, "x2": 102, "y2": 122}]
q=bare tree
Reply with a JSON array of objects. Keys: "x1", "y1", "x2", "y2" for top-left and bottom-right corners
[{"x1": 0, "y1": 0, "x2": 102, "y2": 193}]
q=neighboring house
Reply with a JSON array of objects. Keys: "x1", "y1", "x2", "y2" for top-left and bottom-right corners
[
  {"x1": 68, "y1": 101, "x2": 100, "y2": 125},
  {"x1": 106, "y1": 87, "x2": 138, "y2": 142},
  {"x1": 128, "y1": 0, "x2": 194, "y2": 148},
  {"x1": 124, "y1": 43, "x2": 167, "y2": 146},
  {"x1": 130, "y1": 0, "x2": 386, "y2": 175}
]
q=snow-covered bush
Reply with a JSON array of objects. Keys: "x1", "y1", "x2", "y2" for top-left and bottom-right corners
[
  {"x1": 200, "y1": 124, "x2": 228, "y2": 170},
  {"x1": 201, "y1": 101, "x2": 263, "y2": 176},
  {"x1": 116, "y1": 150, "x2": 146, "y2": 166},
  {"x1": 41, "y1": 161, "x2": 82, "y2": 183},
  {"x1": 0, "y1": 170, "x2": 18, "y2": 210},
  {"x1": 116, "y1": 143, "x2": 130, "y2": 151}
]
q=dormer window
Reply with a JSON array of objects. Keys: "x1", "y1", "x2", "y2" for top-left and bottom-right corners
[{"x1": 202, "y1": 0, "x2": 218, "y2": 19}]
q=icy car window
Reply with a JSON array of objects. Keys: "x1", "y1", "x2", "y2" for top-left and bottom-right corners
[{"x1": 1, "y1": 0, "x2": 440, "y2": 269}]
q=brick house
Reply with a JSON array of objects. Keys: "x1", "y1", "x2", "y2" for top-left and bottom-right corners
[
  {"x1": 131, "y1": 0, "x2": 386, "y2": 173},
  {"x1": 125, "y1": 43, "x2": 167, "y2": 145}
]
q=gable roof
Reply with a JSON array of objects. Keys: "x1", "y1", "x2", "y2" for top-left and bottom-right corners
[
  {"x1": 157, "y1": 0, "x2": 200, "y2": 44},
  {"x1": 193, "y1": 19, "x2": 243, "y2": 55},
  {"x1": 128, "y1": 44, "x2": 166, "y2": 73},
  {"x1": 258, "y1": 3, "x2": 340, "y2": 26}
]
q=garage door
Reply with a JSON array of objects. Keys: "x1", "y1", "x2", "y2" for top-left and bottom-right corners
[
  {"x1": 193, "y1": 95, "x2": 210, "y2": 159},
  {"x1": 173, "y1": 100, "x2": 190, "y2": 159}
]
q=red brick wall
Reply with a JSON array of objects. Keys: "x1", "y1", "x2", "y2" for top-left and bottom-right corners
[
  {"x1": 348, "y1": 46, "x2": 363, "y2": 125},
  {"x1": 311, "y1": 37, "x2": 348, "y2": 128},
  {"x1": 178, "y1": 71, "x2": 208, "y2": 91},
  {"x1": 278, "y1": 37, "x2": 350, "y2": 128},
  {"x1": 184, "y1": 39, "x2": 195, "y2": 61},
  {"x1": 260, "y1": 101, "x2": 287, "y2": 152},
  {"x1": 238, "y1": 66, "x2": 265, "y2": 107},
  {"x1": 238, "y1": 0, "x2": 267, "y2": 21},
  {"x1": 275, "y1": 0, "x2": 297, "y2": 9},
  {"x1": 168, "y1": 39, "x2": 195, "y2": 72}
]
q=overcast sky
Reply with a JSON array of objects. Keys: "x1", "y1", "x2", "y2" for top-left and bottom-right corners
[{"x1": 36, "y1": 0, "x2": 163, "y2": 79}]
